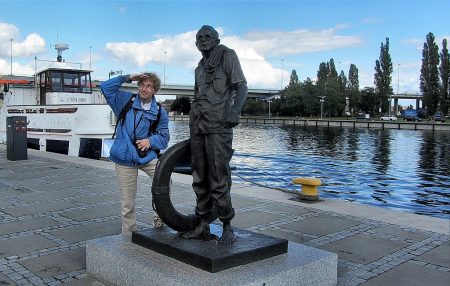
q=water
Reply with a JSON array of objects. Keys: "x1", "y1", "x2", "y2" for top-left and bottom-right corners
[{"x1": 168, "y1": 120, "x2": 450, "y2": 219}]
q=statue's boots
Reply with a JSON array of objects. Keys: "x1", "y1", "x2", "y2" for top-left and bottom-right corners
[{"x1": 181, "y1": 219, "x2": 210, "y2": 240}]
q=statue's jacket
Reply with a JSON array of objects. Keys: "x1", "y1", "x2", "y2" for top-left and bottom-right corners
[{"x1": 190, "y1": 44, "x2": 247, "y2": 135}]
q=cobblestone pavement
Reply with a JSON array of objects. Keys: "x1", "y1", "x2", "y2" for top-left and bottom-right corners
[{"x1": 0, "y1": 146, "x2": 449, "y2": 286}]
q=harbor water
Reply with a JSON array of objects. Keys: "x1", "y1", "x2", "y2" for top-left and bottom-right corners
[{"x1": 168, "y1": 120, "x2": 450, "y2": 219}]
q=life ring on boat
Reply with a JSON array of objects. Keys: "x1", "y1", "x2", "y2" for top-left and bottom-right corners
[{"x1": 151, "y1": 139, "x2": 218, "y2": 232}]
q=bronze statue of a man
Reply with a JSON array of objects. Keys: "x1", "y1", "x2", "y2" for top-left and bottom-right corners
[{"x1": 182, "y1": 25, "x2": 248, "y2": 245}]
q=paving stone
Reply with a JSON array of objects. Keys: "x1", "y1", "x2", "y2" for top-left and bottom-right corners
[
  {"x1": 73, "y1": 184, "x2": 118, "y2": 194},
  {"x1": 255, "y1": 227, "x2": 313, "y2": 244},
  {"x1": 231, "y1": 196, "x2": 263, "y2": 209},
  {"x1": 167, "y1": 191, "x2": 196, "y2": 205},
  {"x1": 415, "y1": 241, "x2": 450, "y2": 268},
  {"x1": 18, "y1": 189, "x2": 86, "y2": 203},
  {"x1": 231, "y1": 209, "x2": 287, "y2": 229},
  {"x1": 69, "y1": 193, "x2": 120, "y2": 205},
  {"x1": 370, "y1": 225, "x2": 429, "y2": 241},
  {"x1": 60, "y1": 204, "x2": 120, "y2": 221},
  {"x1": 19, "y1": 248, "x2": 86, "y2": 279},
  {"x1": 320, "y1": 233, "x2": 408, "y2": 264},
  {"x1": 280, "y1": 214, "x2": 362, "y2": 236},
  {"x1": 0, "y1": 273, "x2": 15, "y2": 285},
  {"x1": 2, "y1": 200, "x2": 83, "y2": 217},
  {"x1": 51, "y1": 219, "x2": 121, "y2": 243},
  {"x1": 0, "y1": 217, "x2": 59, "y2": 235},
  {"x1": 64, "y1": 276, "x2": 106, "y2": 285},
  {"x1": 263, "y1": 202, "x2": 312, "y2": 216},
  {"x1": 0, "y1": 187, "x2": 34, "y2": 197},
  {"x1": 361, "y1": 260, "x2": 450, "y2": 286},
  {"x1": 0, "y1": 234, "x2": 59, "y2": 259}
]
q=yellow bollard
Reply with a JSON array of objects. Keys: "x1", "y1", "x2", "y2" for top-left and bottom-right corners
[{"x1": 292, "y1": 177, "x2": 322, "y2": 202}]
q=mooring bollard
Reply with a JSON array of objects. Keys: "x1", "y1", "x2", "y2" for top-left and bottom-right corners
[{"x1": 292, "y1": 177, "x2": 322, "y2": 202}]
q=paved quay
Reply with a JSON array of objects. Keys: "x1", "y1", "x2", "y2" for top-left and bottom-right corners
[{"x1": 0, "y1": 145, "x2": 449, "y2": 286}]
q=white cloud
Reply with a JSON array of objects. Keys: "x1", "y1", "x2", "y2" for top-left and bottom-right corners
[
  {"x1": 104, "y1": 26, "x2": 363, "y2": 88},
  {"x1": 0, "y1": 22, "x2": 46, "y2": 58},
  {"x1": 0, "y1": 22, "x2": 19, "y2": 39},
  {"x1": 0, "y1": 58, "x2": 35, "y2": 76},
  {"x1": 14, "y1": 33, "x2": 46, "y2": 56}
]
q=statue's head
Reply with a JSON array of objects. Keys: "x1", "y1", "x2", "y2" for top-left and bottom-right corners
[{"x1": 196, "y1": 25, "x2": 220, "y2": 53}]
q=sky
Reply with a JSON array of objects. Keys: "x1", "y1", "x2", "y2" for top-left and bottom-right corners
[{"x1": 0, "y1": 0, "x2": 449, "y2": 105}]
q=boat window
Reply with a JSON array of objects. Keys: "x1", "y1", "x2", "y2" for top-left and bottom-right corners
[
  {"x1": 62, "y1": 71, "x2": 92, "y2": 93},
  {"x1": 40, "y1": 70, "x2": 92, "y2": 94},
  {"x1": 50, "y1": 71, "x2": 63, "y2": 92}
]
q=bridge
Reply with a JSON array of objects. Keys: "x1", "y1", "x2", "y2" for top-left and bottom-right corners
[
  {"x1": 99, "y1": 82, "x2": 281, "y2": 100},
  {"x1": 390, "y1": 93, "x2": 424, "y2": 112}
]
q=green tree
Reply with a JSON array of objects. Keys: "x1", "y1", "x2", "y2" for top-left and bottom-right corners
[
  {"x1": 420, "y1": 32, "x2": 440, "y2": 114},
  {"x1": 170, "y1": 97, "x2": 191, "y2": 114},
  {"x1": 337, "y1": 71, "x2": 348, "y2": 116},
  {"x1": 439, "y1": 38, "x2": 449, "y2": 115},
  {"x1": 289, "y1": 69, "x2": 299, "y2": 86},
  {"x1": 328, "y1": 58, "x2": 338, "y2": 80},
  {"x1": 347, "y1": 64, "x2": 360, "y2": 115},
  {"x1": 301, "y1": 78, "x2": 320, "y2": 116},
  {"x1": 242, "y1": 99, "x2": 265, "y2": 116},
  {"x1": 374, "y1": 37, "x2": 393, "y2": 115},
  {"x1": 359, "y1": 87, "x2": 378, "y2": 116},
  {"x1": 282, "y1": 81, "x2": 304, "y2": 116},
  {"x1": 317, "y1": 62, "x2": 328, "y2": 87}
]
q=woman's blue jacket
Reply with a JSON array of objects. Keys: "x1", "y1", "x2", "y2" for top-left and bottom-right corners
[{"x1": 100, "y1": 75, "x2": 170, "y2": 166}]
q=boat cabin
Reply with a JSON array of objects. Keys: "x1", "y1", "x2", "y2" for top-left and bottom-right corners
[{"x1": 37, "y1": 68, "x2": 94, "y2": 105}]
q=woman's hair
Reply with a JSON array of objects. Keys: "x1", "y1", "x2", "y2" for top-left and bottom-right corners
[{"x1": 138, "y1": 72, "x2": 161, "y2": 92}]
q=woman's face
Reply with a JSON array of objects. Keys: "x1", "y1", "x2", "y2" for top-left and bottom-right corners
[{"x1": 138, "y1": 78, "x2": 155, "y2": 102}]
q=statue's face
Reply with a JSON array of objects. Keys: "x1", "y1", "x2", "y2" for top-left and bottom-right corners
[{"x1": 195, "y1": 28, "x2": 219, "y2": 53}]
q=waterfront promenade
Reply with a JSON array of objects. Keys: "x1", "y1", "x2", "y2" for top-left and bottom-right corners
[
  {"x1": 0, "y1": 145, "x2": 449, "y2": 285},
  {"x1": 170, "y1": 115, "x2": 450, "y2": 131}
]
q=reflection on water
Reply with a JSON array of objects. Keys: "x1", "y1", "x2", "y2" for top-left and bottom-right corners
[{"x1": 168, "y1": 121, "x2": 450, "y2": 219}]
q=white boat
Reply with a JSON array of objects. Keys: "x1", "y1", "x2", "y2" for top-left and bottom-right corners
[{"x1": 0, "y1": 45, "x2": 115, "y2": 159}]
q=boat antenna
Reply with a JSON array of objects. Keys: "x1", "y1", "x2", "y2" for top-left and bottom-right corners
[{"x1": 55, "y1": 43, "x2": 69, "y2": 62}]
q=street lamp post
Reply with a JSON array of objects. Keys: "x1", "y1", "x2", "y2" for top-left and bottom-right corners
[
  {"x1": 10, "y1": 39, "x2": 13, "y2": 75},
  {"x1": 345, "y1": 96, "x2": 349, "y2": 115},
  {"x1": 267, "y1": 99, "x2": 272, "y2": 118},
  {"x1": 163, "y1": 51, "x2": 167, "y2": 85},
  {"x1": 388, "y1": 96, "x2": 391, "y2": 117},
  {"x1": 319, "y1": 96, "x2": 325, "y2": 120}
]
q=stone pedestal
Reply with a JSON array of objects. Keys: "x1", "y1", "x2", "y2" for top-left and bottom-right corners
[
  {"x1": 86, "y1": 232, "x2": 337, "y2": 286},
  {"x1": 131, "y1": 225, "x2": 288, "y2": 272}
]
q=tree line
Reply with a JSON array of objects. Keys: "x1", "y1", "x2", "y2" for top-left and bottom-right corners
[{"x1": 170, "y1": 32, "x2": 449, "y2": 118}]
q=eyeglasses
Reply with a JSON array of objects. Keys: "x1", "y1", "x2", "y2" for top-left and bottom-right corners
[{"x1": 138, "y1": 83, "x2": 154, "y2": 90}]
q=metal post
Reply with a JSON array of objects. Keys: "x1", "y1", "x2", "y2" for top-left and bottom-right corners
[
  {"x1": 164, "y1": 51, "x2": 167, "y2": 85},
  {"x1": 319, "y1": 96, "x2": 325, "y2": 120},
  {"x1": 388, "y1": 97, "x2": 391, "y2": 117},
  {"x1": 10, "y1": 39, "x2": 13, "y2": 75}
]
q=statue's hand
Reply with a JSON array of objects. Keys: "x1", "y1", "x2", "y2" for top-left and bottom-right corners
[{"x1": 224, "y1": 111, "x2": 240, "y2": 128}]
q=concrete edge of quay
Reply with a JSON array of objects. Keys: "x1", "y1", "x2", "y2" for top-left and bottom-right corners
[
  {"x1": 7, "y1": 145, "x2": 448, "y2": 236},
  {"x1": 170, "y1": 115, "x2": 450, "y2": 131}
]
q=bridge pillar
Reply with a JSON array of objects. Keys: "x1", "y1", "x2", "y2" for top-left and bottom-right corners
[
  {"x1": 394, "y1": 98, "x2": 399, "y2": 115},
  {"x1": 416, "y1": 99, "x2": 421, "y2": 110}
]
